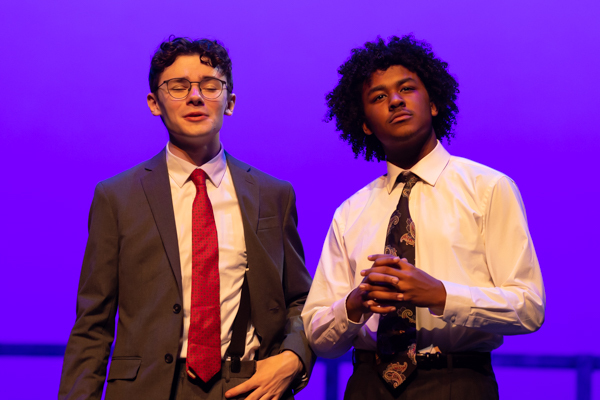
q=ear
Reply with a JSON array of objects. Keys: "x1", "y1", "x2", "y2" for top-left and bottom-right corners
[
  {"x1": 224, "y1": 93, "x2": 236, "y2": 116},
  {"x1": 362, "y1": 121, "x2": 373, "y2": 136},
  {"x1": 147, "y1": 92, "x2": 162, "y2": 116},
  {"x1": 430, "y1": 101, "x2": 438, "y2": 117}
]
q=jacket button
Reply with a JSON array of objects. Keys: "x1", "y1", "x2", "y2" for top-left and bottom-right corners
[
  {"x1": 165, "y1": 353, "x2": 173, "y2": 364},
  {"x1": 173, "y1": 304, "x2": 182, "y2": 314}
]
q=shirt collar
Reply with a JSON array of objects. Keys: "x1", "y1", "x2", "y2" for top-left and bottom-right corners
[
  {"x1": 385, "y1": 140, "x2": 451, "y2": 194},
  {"x1": 165, "y1": 142, "x2": 227, "y2": 188}
]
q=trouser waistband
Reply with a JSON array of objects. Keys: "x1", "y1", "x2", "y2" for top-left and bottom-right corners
[{"x1": 353, "y1": 349, "x2": 492, "y2": 370}]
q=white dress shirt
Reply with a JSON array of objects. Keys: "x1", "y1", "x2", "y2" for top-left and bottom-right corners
[
  {"x1": 301, "y1": 141, "x2": 545, "y2": 358},
  {"x1": 166, "y1": 143, "x2": 260, "y2": 360}
]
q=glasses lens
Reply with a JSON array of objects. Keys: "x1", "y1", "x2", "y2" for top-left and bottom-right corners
[
  {"x1": 166, "y1": 78, "x2": 191, "y2": 99},
  {"x1": 199, "y1": 78, "x2": 225, "y2": 99}
]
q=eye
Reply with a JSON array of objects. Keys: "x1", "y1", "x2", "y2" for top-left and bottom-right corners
[
  {"x1": 200, "y1": 79, "x2": 223, "y2": 92},
  {"x1": 167, "y1": 79, "x2": 191, "y2": 91},
  {"x1": 400, "y1": 86, "x2": 415, "y2": 92},
  {"x1": 372, "y1": 94, "x2": 386, "y2": 102}
]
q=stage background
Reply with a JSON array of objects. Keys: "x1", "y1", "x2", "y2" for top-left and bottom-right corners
[{"x1": 1, "y1": 0, "x2": 599, "y2": 398}]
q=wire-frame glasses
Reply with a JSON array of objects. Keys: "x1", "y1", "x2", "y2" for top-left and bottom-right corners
[{"x1": 158, "y1": 77, "x2": 229, "y2": 100}]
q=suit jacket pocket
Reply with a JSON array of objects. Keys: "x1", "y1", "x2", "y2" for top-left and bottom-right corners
[
  {"x1": 257, "y1": 216, "x2": 279, "y2": 231},
  {"x1": 107, "y1": 357, "x2": 142, "y2": 381}
]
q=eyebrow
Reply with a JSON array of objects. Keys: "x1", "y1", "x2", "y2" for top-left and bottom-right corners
[
  {"x1": 366, "y1": 77, "x2": 417, "y2": 96},
  {"x1": 173, "y1": 75, "x2": 222, "y2": 81}
]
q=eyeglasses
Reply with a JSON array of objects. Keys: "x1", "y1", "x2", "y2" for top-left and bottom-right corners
[{"x1": 158, "y1": 77, "x2": 229, "y2": 100}]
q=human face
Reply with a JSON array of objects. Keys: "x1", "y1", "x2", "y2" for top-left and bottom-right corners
[
  {"x1": 147, "y1": 54, "x2": 235, "y2": 149},
  {"x1": 361, "y1": 65, "x2": 438, "y2": 160}
]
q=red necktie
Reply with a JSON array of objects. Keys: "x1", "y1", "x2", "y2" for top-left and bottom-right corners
[{"x1": 186, "y1": 169, "x2": 221, "y2": 382}]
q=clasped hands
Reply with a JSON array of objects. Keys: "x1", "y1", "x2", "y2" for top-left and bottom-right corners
[{"x1": 346, "y1": 254, "x2": 446, "y2": 323}]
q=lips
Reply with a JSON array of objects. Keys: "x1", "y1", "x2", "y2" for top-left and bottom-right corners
[
  {"x1": 184, "y1": 111, "x2": 208, "y2": 122},
  {"x1": 389, "y1": 111, "x2": 412, "y2": 123}
]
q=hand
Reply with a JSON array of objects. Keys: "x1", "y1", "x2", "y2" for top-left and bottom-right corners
[
  {"x1": 346, "y1": 258, "x2": 400, "y2": 321},
  {"x1": 361, "y1": 254, "x2": 446, "y2": 311},
  {"x1": 224, "y1": 351, "x2": 303, "y2": 400}
]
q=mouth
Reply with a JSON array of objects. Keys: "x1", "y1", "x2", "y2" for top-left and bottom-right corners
[
  {"x1": 389, "y1": 111, "x2": 412, "y2": 124},
  {"x1": 183, "y1": 112, "x2": 208, "y2": 122}
]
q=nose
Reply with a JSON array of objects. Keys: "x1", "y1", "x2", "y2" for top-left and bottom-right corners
[
  {"x1": 187, "y1": 83, "x2": 204, "y2": 105},
  {"x1": 389, "y1": 92, "x2": 405, "y2": 109}
]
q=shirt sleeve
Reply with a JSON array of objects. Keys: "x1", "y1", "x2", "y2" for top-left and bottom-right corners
[
  {"x1": 301, "y1": 207, "x2": 373, "y2": 358},
  {"x1": 439, "y1": 176, "x2": 546, "y2": 335}
]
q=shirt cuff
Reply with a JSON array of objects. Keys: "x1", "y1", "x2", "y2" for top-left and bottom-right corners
[
  {"x1": 326, "y1": 291, "x2": 371, "y2": 338},
  {"x1": 437, "y1": 280, "x2": 472, "y2": 326}
]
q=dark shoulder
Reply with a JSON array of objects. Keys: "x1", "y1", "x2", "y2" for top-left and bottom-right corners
[{"x1": 97, "y1": 150, "x2": 165, "y2": 192}]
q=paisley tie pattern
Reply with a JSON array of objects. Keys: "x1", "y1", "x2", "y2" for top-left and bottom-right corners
[{"x1": 376, "y1": 171, "x2": 420, "y2": 389}]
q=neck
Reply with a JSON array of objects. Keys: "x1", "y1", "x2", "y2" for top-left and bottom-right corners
[
  {"x1": 385, "y1": 130, "x2": 437, "y2": 170},
  {"x1": 168, "y1": 139, "x2": 221, "y2": 166}
]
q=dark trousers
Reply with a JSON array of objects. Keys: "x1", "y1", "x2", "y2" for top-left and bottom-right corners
[
  {"x1": 170, "y1": 359, "x2": 256, "y2": 400},
  {"x1": 344, "y1": 351, "x2": 499, "y2": 400}
]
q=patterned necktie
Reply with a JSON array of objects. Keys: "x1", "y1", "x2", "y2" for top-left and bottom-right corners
[
  {"x1": 186, "y1": 169, "x2": 221, "y2": 382},
  {"x1": 376, "y1": 171, "x2": 420, "y2": 389}
]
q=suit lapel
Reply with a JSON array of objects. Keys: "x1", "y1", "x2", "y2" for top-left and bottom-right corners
[
  {"x1": 140, "y1": 150, "x2": 183, "y2": 294},
  {"x1": 228, "y1": 152, "x2": 272, "y2": 289},
  {"x1": 227, "y1": 152, "x2": 259, "y2": 234}
]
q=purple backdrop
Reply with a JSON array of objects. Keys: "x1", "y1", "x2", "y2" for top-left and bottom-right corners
[{"x1": 1, "y1": 0, "x2": 599, "y2": 398}]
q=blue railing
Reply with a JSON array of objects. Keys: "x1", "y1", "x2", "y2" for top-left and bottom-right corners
[{"x1": 2, "y1": 344, "x2": 599, "y2": 400}]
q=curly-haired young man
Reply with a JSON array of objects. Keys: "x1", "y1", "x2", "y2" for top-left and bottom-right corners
[
  {"x1": 302, "y1": 35, "x2": 545, "y2": 399},
  {"x1": 59, "y1": 37, "x2": 314, "y2": 400}
]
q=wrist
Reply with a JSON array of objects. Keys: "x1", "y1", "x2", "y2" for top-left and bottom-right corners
[
  {"x1": 346, "y1": 289, "x2": 365, "y2": 322},
  {"x1": 281, "y1": 350, "x2": 303, "y2": 376},
  {"x1": 433, "y1": 280, "x2": 447, "y2": 312}
]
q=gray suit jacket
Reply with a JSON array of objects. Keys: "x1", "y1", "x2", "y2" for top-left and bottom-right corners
[{"x1": 59, "y1": 150, "x2": 314, "y2": 400}]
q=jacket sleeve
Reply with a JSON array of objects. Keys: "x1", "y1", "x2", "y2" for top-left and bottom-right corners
[
  {"x1": 279, "y1": 184, "x2": 316, "y2": 392},
  {"x1": 58, "y1": 182, "x2": 119, "y2": 400}
]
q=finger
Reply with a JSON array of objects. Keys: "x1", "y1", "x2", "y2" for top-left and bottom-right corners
[
  {"x1": 366, "y1": 291, "x2": 405, "y2": 301},
  {"x1": 363, "y1": 266, "x2": 408, "y2": 279},
  {"x1": 364, "y1": 299, "x2": 381, "y2": 308},
  {"x1": 397, "y1": 257, "x2": 415, "y2": 270},
  {"x1": 358, "y1": 283, "x2": 396, "y2": 293},
  {"x1": 371, "y1": 256, "x2": 402, "y2": 267},
  {"x1": 225, "y1": 377, "x2": 258, "y2": 398},
  {"x1": 361, "y1": 271, "x2": 400, "y2": 286},
  {"x1": 242, "y1": 387, "x2": 265, "y2": 400},
  {"x1": 369, "y1": 304, "x2": 396, "y2": 314},
  {"x1": 367, "y1": 254, "x2": 397, "y2": 261}
]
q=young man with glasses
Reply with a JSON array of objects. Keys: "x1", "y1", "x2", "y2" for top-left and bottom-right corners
[
  {"x1": 59, "y1": 37, "x2": 314, "y2": 400},
  {"x1": 302, "y1": 35, "x2": 545, "y2": 399}
]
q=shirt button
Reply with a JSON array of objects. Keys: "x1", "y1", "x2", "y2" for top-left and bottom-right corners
[
  {"x1": 173, "y1": 304, "x2": 182, "y2": 314},
  {"x1": 451, "y1": 316, "x2": 456, "y2": 323},
  {"x1": 165, "y1": 353, "x2": 173, "y2": 364}
]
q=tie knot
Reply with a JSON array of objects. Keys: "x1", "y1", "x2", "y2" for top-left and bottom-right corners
[
  {"x1": 397, "y1": 171, "x2": 419, "y2": 184},
  {"x1": 190, "y1": 169, "x2": 207, "y2": 187}
]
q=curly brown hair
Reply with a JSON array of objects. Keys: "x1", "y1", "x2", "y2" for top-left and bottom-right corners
[
  {"x1": 325, "y1": 35, "x2": 459, "y2": 161},
  {"x1": 149, "y1": 36, "x2": 233, "y2": 94}
]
